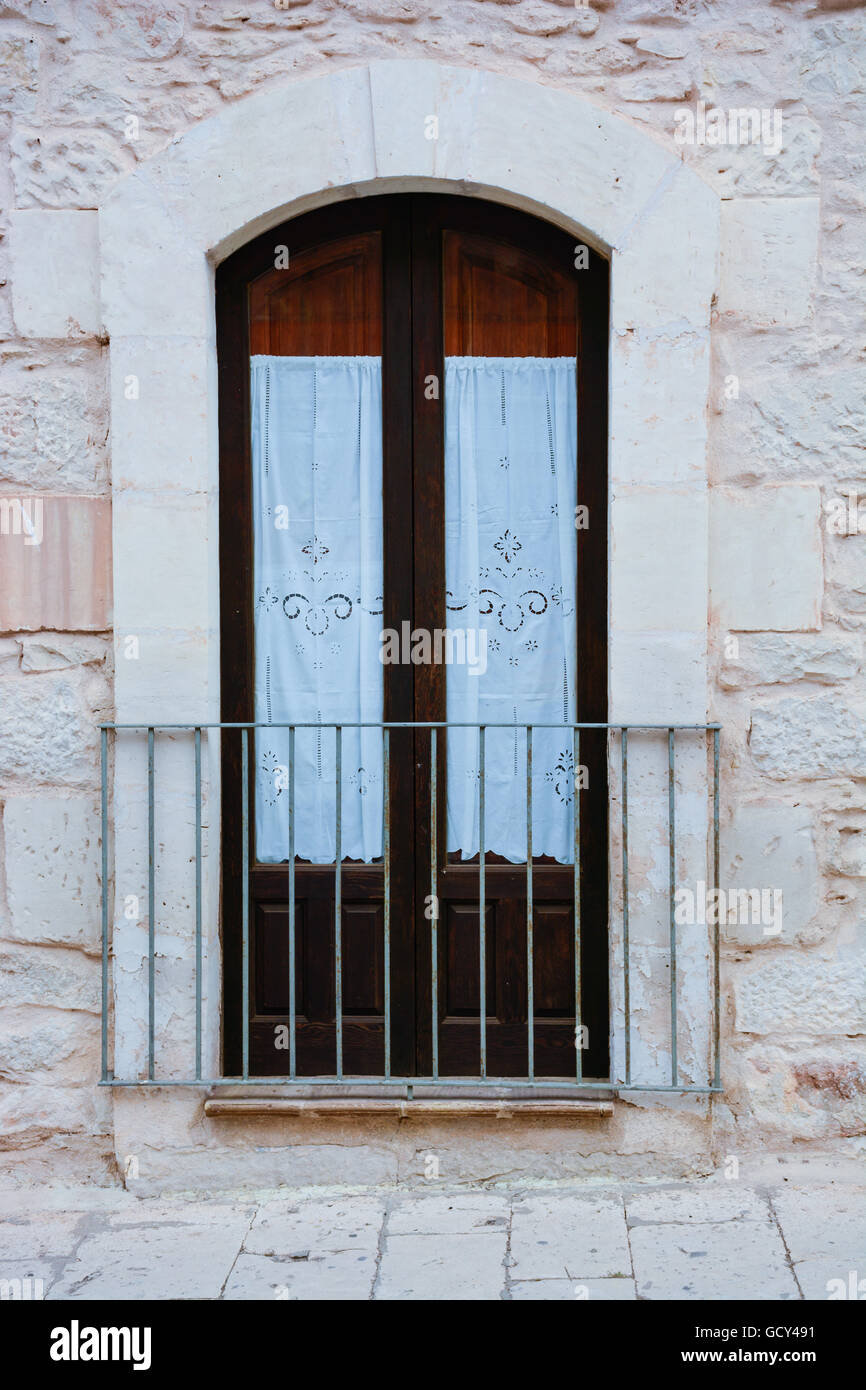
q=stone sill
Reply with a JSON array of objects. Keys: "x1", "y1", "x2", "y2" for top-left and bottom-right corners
[{"x1": 204, "y1": 1095, "x2": 614, "y2": 1120}]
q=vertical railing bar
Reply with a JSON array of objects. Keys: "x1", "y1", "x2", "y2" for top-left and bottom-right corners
[
  {"x1": 383, "y1": 728, "x2": 391, "y2": 1080},
  {"x1": 147, "y1": 727, "x2": 155, "y2": 1082},
  {"x1": 526, "y1": 725, "x2": 534, "y2": 1082},
  {"x1": 100, "y1": 727, "x2": 110, "y2": 1082},
  {"x1": 573, "y1": 726, "x2": 581, "y2": 1085},
  {"x1": 668, "y1": 727, "x2": 677, "y2": 1088},
  {"x1": 194, "y1": 727, "x2": 202, "y2": 1082},
  {"x1": 335, "y1": 726, "x2": 343, "y2": 1080},
  {"x1": 288, "y1": 726, "x2": 296, "y2": 1081},
  {"x1": 430, "y1": 727, "x2": 438, "y2": 1081},
  {"x1": 622, "y1": 728, "x2": 631, "y2": 1087},
  {"x1": 712, "y1": 727, "x2": 721, "y2": 1091},
  {"x1": 241, "y1": 728, "x2": 250, "y2": 1081},
  {"x1": 479, "y1": 726, "x2": 486, "y2": 1079}
]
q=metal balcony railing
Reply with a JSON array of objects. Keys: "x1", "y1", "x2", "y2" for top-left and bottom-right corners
[{"x1": 99, "y1": 722, "x2": 723, "y2": 1097}]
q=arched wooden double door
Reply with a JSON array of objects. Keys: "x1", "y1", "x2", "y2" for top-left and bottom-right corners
[{"x1": 218, "y1": 195, "x2": 609, "y2": 1082}]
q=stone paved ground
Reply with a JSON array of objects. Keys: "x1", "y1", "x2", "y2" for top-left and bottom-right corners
[{"x1": 0, "y1": 1172, "x2": 863, "y2": 1301}]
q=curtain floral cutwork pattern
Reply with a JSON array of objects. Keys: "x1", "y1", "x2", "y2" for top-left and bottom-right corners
[{"x1": 252, "y1": 355, "x2": 578, "y2": 865}]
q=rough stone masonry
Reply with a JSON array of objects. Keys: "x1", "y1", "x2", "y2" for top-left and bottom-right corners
[{"x1": 0, "y1": 0, "x2": 864, "y2": 1189}]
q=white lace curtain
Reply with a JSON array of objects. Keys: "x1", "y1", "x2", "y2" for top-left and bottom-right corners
[
  {"x1": 252, "y1": 356, "x2": 384, "y2": 863},
  {"x1": 251, "y1": 354, "x2": 577, "y2": 866},
  {"x1": 445, "y1": 357, "x2": 578, "y2": 863}
]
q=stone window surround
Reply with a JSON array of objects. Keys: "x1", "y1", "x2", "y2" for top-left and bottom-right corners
[{"x1": 101, "y1": 60, "x2": 719, "y2": 1089}]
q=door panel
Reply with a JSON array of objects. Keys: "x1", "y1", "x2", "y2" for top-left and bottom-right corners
[
  {"x1": 249, "y1": 233, "x2": 383, "y2": 356},
  {"x1": 443, "y1": 229, "x2": 577, "y2": 356}
]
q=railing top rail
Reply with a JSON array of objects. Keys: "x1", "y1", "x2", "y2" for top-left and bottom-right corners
[{"x1": 100, "y1": 721, "x2": 722, "y2": 731}]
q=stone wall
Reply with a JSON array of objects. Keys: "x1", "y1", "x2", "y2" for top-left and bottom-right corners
[{"x1": 0, "y1": 0, "x2": 863, "y2": 1187}]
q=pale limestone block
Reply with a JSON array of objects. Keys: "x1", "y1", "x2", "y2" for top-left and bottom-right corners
[
  {"x1": 610, "y1": 330, "x2": 710, "y2": 487},
  {"x1": 614, "y1": 164, "x2": 718, "y2": 333},
  {"x1": 719, "y1": 197, "x2": 819, "y2": 327},
  {"x1": 635, "y1": 35, "x2": 689, "y2": 59},
  {"x1": 111, "y1": 492, "x2": 208, "y2": 631},
  {"x1": 617, "y1": 70, "x2": 694, "y2": 104},
  {"x1": 630, "y1": 1220, "x2": 798, "y2": 1299},
  {"x1": 610, "y1": 487, "x2": 708, "y2": 633},
  {"x1": 144, "y1": 67, "x2": 370, "y2": 263},
  {"x1": 109, "y1": 338, "x2": 212, "y2": 494},
  {"x1": 0, "y1": 1082, "x2": 103, "y2": 1147},
  {"x1": 734, "y1": 956, "x2": 866, "y2": 1036},
  {"x1": 831, "y1": 825, "x2": 866, "y2": 877},
  {"x1": 0, "y1": 34, "x2": 39, "y2": 115},
  {"x1": 720, "y1": 802, "x2": 819, "y2": 945},
  {"x1": 98, "y1": 169, "x2": 210, "y2": 341},
  {"x1": 826, "y1": 531, "x2": 866, "y2": 616},
  {"x1": 712, "y1": 355, "x2": 866, "y2": 483},
  {"x1": 467, "y1": 68, "x2": 678, "y2": 252},
  {"x1": 0, "y1": 377, "x2": 99, "y2": 491},
  {"x1": 11, "y1": 126, "x2": 131, "y2": 209},
  {"x1": 0, "y1": 678, "x2": 98, "y2": 786},
  {"x1": 719, "y1": 633, "x2": 862, "y2": 688},
  {"x1": 610, "y1": 632, "x2": 708, "y2": 724},
  {"x1": 0, "y1": 637, "x2": 20, "y2": 672},
  {"x1": 0, "y1": 943, "x2": 99, "y2": 1013},
  {"x1": 113, "y1": 629, "x2": 210, "y2": 726},
  {"x1": 710, "y1": 486, "x2": 823, "y2": 632},
  {"x1": 433, "y1": 65, "x2": 484, "y2": 182},
  {"x1": 741, "y1": 1046, "x2": 866, "y2": 1143},
  {"x1": 19, "y1": 634, "x2": 108, "y2": 673},
  {"x1": 0, "y1": 494, "x2": 112, "y2": 631},
  {"x1": 377, "y1": 1231, "x2": 507, "y2": 1299},
  {"x1": 8, "y1": 211, "x2": 100, "y2": 339},
  {"x1": 509, "y1": 1194, "x2": 630, "y2": 1279},
  {"x1": 97, "y1": 0, "x2": 185, "y2": 59},
  {"x1": 338, "y1": 0, "x2": 426, "y2": 22},
  {"x1": 0, "y1": 1005, "x2": 100, "y2": 1082},
  {"x1": 370, "y1": 58, "x2": 439, "y2": 176},
  {"x1": 708, "y1": 115, "x2": 822, "y2": 199},
  {"x1": 750, "y1": 696, "x2": 866, "y2": 778}
]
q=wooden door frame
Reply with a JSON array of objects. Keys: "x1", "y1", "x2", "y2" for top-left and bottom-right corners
[{"x1": 217, "y1": 192, "x2": 609, "y2": 1080}]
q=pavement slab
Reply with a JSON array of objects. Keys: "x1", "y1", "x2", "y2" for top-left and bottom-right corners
[
  {"x1": 629, "y1": 1219, "x2": 800, "y2": 1301},
  {"x1": 510, "y1": 1193, "x2": 631, "y2": 1281},
  {"x1": 0, "y1": 1177, "x2": 861, "y2": 1301},
  {"x1": 45, "y1": 1218, "x2": 253, "y2": 1300},
  {"x1": 224, "y1": 1249, "x2": 378, "y2": 1300},
  {"x1": 770, "y1": 1187, "x2": 866, "y2": 1266},
  {"x1": 376, "y1": 1231, "x2": 507, "y2": 1300}
]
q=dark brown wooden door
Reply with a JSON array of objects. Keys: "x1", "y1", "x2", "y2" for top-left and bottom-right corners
[{"x1": 218, "y1": 195, "x2": 608, "y2": 1081}]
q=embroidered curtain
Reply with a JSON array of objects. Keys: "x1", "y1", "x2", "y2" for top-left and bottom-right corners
[
  {"x1": 251, "y1": 354, "x2": 577, "y2": 866},
  {"x1": 252, "y1": 356, "x2": 384, "y2": 864},
  {"x1": 445, "y1": 357, "x2": 578, "y2": 864}
]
